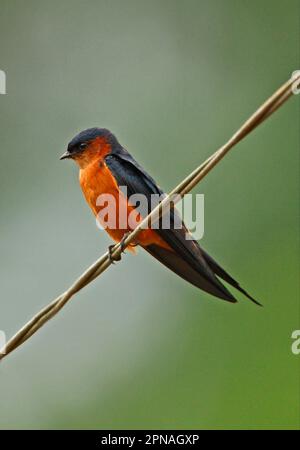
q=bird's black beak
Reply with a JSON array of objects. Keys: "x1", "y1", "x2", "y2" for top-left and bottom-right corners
[{"x1": 60, "y1": 151, "x2": 71, "y2": 160}]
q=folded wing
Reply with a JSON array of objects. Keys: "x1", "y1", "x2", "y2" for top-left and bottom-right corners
[{"x1": 104, "y1": 148, "x2": 260, "y2": 305}]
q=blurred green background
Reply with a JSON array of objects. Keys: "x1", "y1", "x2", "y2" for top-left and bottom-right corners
[{"x1": 0, "y1": 0, "x2": 299, "y2": 430}]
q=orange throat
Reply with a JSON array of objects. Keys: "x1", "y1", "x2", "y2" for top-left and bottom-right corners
[{"x1": 78, "y1": 155, "x2": 169, "y2": 251}]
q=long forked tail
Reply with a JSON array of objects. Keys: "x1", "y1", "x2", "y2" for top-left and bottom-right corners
[
  {"x1": 144, "y1": 244, "x2": 261, "y2": 306},
  {"x1": 145, "y1": 244, "x2": 237, "y2": 303},
  {"x1": 201, "y1": 249, "x2": 262, "y2": 306}
]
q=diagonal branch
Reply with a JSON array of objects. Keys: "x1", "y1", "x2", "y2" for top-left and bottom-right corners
[{"x1": 0, "y1": 74, "x2": 299, "y2": 361}]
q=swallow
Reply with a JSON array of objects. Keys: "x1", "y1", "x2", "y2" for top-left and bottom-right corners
[{"x1": 60, "y1": 128, "x2": 260, "y2": 305}]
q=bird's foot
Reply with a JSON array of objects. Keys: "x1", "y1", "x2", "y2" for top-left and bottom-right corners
[
  {"x1": 108, "y1": 245, "x2": 121, "y2": 264},
  {"x1": 120, "y1": 231, "x2": 139, "y2": 251},
  {"x1": 108, "y1": 232, "x2": 137, "y2": 264}
]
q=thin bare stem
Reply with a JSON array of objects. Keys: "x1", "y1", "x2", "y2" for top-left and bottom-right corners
[{"x1": 0, "y1": 74, "x2": 299, "y2": 361}]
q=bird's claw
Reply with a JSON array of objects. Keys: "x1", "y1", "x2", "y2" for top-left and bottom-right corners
[
  {"x1": 108, "y1": 232, "x2": 137, "y2": 264},
  {"x1": 108, "y1": 245, "x2": 121, "y2": 264}
]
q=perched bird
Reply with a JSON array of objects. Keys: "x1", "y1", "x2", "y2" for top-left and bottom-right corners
[{"x1": 60, "y1": 128, "x2": 260, "y2": 305}]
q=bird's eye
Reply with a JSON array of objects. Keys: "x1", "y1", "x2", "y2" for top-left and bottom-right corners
[{"x1": 79, "y1": 143, "x2": 88, "y2": 150}]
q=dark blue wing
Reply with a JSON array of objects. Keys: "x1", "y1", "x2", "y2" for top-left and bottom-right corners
[{"x1": 105, "y1": 149, "x2": 260, "y2": 305}]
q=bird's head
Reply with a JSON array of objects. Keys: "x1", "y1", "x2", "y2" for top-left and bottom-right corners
[{"x1": 60, "y1": 128, "x2": 120, "y2": 168}]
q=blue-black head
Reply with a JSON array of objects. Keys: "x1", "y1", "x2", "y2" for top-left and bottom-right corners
[{"x1": 60, "y1": 128, "x2": 121, "y2": 161}]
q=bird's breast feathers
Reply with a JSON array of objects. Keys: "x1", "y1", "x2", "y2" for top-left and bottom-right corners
[{"x1": 79, "y1": 158, "x2": 168, "y2": 249}]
